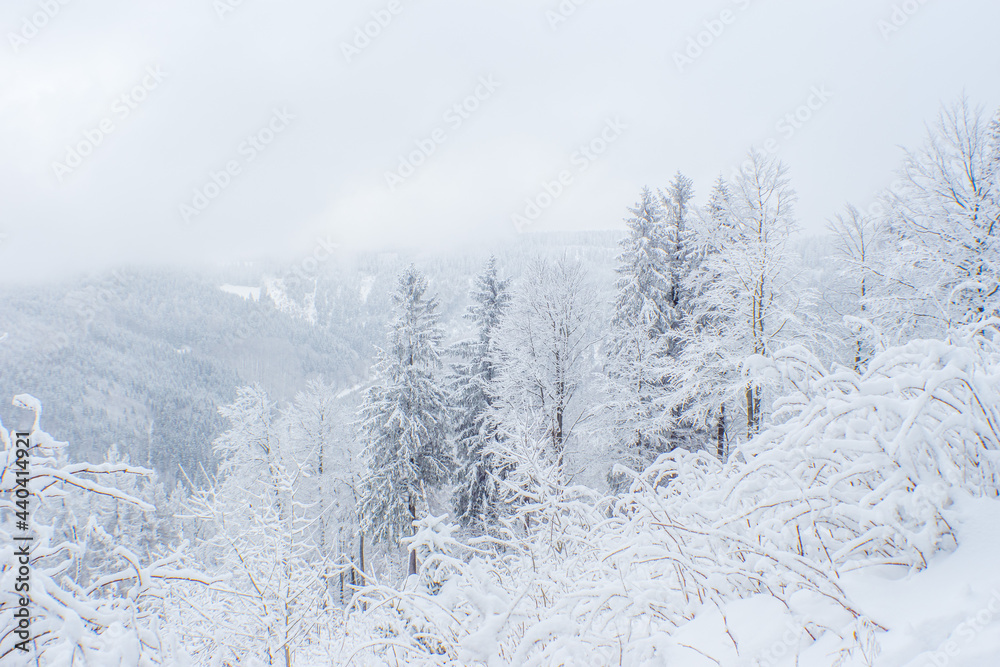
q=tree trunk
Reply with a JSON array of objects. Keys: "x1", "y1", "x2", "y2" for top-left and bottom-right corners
[
  {"x1": 408, "y1": 548, "x2": 418, "y2": 577},
  {"x1": 407, "y1": 494, "x2": 418, "y2": 576},
  {"x1": 716, "y1": 404, "x2": 725, "y2": 460},
  {"x1": 348, "y1": 535, "x2": 355, "y2": 593},
  {"x1": 855, "y1": 276, "x2": 867, "y2": 372},
  {"x1": 358, "y1": 535, "x2": 364, "y2": 584},
  {"x1": 753, "y1": 386, "x2": 761, "y2": 435},
  {"x1": 555, "y1": 402, "x2": 565, "y2": 472}
]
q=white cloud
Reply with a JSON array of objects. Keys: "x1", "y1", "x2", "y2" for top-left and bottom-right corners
[{"x1": 0, "y1": 0, "x2": 998, "y2": 281}]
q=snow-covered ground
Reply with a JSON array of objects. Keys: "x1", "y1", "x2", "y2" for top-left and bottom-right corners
[
  {"x1": 856, "y1": 497, "x2": 1000, "y2": 667},
  {"x1": 669, "y1": 498, "x2": 1000, "y2": 666},
  {"x1": 220, "y1": 284, "x2": 262, "y2": 301}
]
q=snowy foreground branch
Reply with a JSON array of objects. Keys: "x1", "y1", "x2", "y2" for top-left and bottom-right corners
[
  {"x1": 336, "y1": 327, "x2": 1000, "y2": 666},
  {"x1": 0, "y1": 394, "x2": 217, "y2": 665}
]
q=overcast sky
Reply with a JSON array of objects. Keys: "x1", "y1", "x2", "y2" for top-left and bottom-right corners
[{"x1": 1, "y1": 0, "x2": 998, "y2": 283}]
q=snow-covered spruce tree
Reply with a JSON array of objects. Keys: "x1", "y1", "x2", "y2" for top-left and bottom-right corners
[
  {"x1": 695, "y1": 175, "x2": 737, "y2": 459},
  {"x1": 604, "y1": 187, "x2": 673, "y2": 473},
  {"x1": 451, "y1": 256, "x2": 511, "y2": 531},
  {"x1": 660, "y1": 171, "x2": 697, "y2": 323},
  {"x1": 659, "y1": 171, "x2": 701, "y2": 448},
  {"x1": 665, "y1": 151, "x2": 799, "y2": 452},
  {"x1": 358, "y1": 266, "x2": 452, "y2": 574},
  {"x1": 878, "y1": 97, "x2": 1000, "y2": 340},
  {"x1": 285, "y1": 378, "x2": 361, "y2": 605},
  {"x1": 488, "y1": 256, "x2": 596, "y2": 484},
  {"x1": 181, "y1": 384, "x2": 328, "y2": 666}
]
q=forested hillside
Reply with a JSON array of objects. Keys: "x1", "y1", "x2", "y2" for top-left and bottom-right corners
[{"x1": 0, "y1": 233, "x2": 620, "y2": 485}]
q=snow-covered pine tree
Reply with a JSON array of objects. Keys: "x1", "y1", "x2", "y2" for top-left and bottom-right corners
[
  {"x1": 358, "y1": 266, "x2": 452, "y2": 569},
  {"x1": 665, "y1": 176, "x2": 735, "y2": 459},
  {"x1": 660, "y1": 172, "x2": 702, "y2": 449},
  {"x1": 661, "y1": 171, "x2": 696, "y2": 324},
  {"x1": 605, "y1": 188, "x2": 673, "y2": 472},
  {"x1": 489, "y1": 256, "x2": 596, "y2": 482},
  {"x1": 665, "y1": 151, "x2": 799, "y2": 452},
  {"x1": 706, "y1": 174, "x2": 731, "y2": 226},
  {"x1": 704, "y1": 176, "x2": 732, "y2": 459},
  {"x1": 989, "y1": 105, "x2": 1000, "y2": 183},
  {"x1": 879, "y1": 97, "x2": 1000, "y2": 340},
  {"x1": 451, "y1": 256, "x2": 511, "y2": 531}
]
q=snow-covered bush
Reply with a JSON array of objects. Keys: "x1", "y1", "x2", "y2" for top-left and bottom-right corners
[
  {"x1": 727, "y1": 325, "x2": 1000, "y2": 572},
  {"x1": 0, "y1": 394, "x2": 207, "y2": 665}
]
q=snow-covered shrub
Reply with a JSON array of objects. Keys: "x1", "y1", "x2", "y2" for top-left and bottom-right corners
[
  {"x1": 0, "y1": 394, "x2": 206, "y2": 665},
  {"x1": 726, "y1": 326, "x2": 1000, "y2": 571}
]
